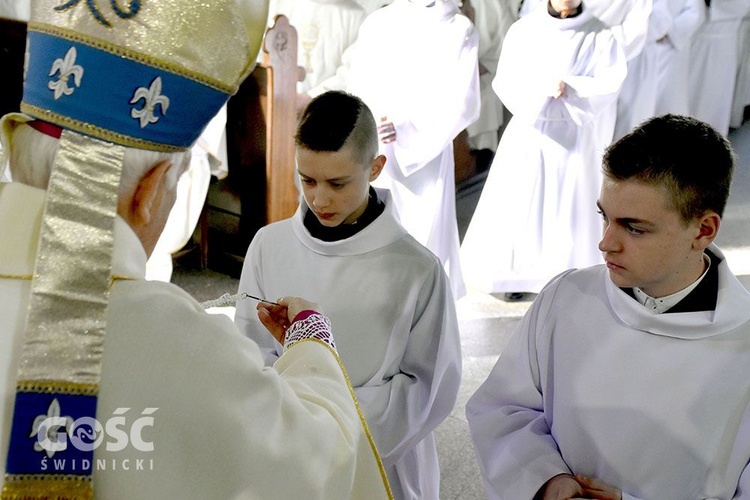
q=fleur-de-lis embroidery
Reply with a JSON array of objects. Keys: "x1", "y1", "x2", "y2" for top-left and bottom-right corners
[
  {"x1": 48, "y1": 47, "x2": 84, "y2": 100},
  {"x1": 130, "y1": 77, "x2": 170, "y2": 128},
  {"x1": 29, "y1": 398, "x2": 74, "y2": 459}
]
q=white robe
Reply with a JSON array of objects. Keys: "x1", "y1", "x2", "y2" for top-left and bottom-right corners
[
  {"x1": 465, "y1": 0, "x2": 517, "y2": 152},
  {"x1": 460, "y1": 6, "x2": 629, "y2": 294},
  {"x1": 341, "y1": 0, "x2": 481, "y2": 300},
  {"x1": 688, "y1": 0, "x2": 750, "y2": 136},
  {"x1": 731, "y1": 13, "x2": 750, "y2": 128},
  {"x1": 613, "y1": 0, "x2": 672, "y2": 139},
  {"x1": 0, "y1": 181, "x2": 390, "y2": 499},
  {"x1": 265, "y1": 0, "x2": 365, "y2": 96},
  {"x1": 653, "y1": 0, "x2": 706, "y2": 116},
  {"x1": 234, "y1": 190, "x2": 462, "y2": 500},
  {"x1": 466, "y1": 246, "x2": 750, "y2": 500}
]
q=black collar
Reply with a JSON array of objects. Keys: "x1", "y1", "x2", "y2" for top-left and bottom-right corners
[
  {"x1": 547, "y1": 1, "x2": 583, "y2": 18},
  {"x1": 303, "y1": 187, "x2": 385, "y2": 242}
]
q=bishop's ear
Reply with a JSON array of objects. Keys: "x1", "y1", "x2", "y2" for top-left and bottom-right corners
[{"x1": 130, "y1": 160, "x2": 173, "y2": 227}]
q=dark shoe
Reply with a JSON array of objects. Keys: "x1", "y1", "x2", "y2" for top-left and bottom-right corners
[{"x1": 504, "y1": 292, "x2": 526, "y2": 301}]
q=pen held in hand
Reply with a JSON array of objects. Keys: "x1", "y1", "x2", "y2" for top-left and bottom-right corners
[
  {"x1": 242, "y1": 293, "x2": 280, "y2": 306},
  {"x1": 199, "y1": 292, "x2": 280, "y2": 309}
]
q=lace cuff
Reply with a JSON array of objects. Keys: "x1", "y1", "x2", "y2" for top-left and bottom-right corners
[{"x1": 284, "y1": 312, "x2": 337, "y2": 353}]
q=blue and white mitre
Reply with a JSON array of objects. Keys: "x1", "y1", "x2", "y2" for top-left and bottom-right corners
[{"x1": 1, "y1": 1, "x2": 268, "y2": 499}]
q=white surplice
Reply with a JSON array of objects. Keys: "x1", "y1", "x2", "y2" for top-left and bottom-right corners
[
  {"x1": 0, "y1": 181, "x2": 390, "y2": 499},
  {"x1": 688, "y1": 0, "x2": 750, "y2": 136},
  {"x1": 235, "y1": 190, "x2": 462, "y2": 500},
  {"x1": 613, "y1": 0, "x2": 672, "y2": 139},
  {"x1": 339, "y1": 0, "x2": 481, "y2": 300},
  {"x1": 653, "y1": 0, "x2": 706, "y2": 116},
  {"x1": 460, "y1": 5, "x2": 631, "y2": 294},
  {"x1": 266, "y1": 0, "x2": 365, "y2": 96},
  {"x1": 465, "y1": 0, "x2": 517, "y2": 152},
  {"x1": 466, "y1": 246, "x2": 750, "y2": 500},
  {"x1": 731, "y1": 13, "x2": 750, "y2": 128}
]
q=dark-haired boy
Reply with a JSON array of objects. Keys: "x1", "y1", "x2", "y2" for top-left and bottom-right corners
[
  {"x1": 235, "y1": 90, "x2": 462, "y2": 500},
  {"x1": 466, "y1": 114, "x2": 750, "y2": 500}
]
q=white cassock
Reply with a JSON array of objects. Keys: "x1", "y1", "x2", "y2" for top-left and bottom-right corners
[
  {"x1": 465, "y1": 0, "x2": 517, "y2": 152},
  {"x1": 653, "y1": 0, "x2": 706, "y2": 116},
  {"x1": 688, "y1": 0, "x2": 750, "y2": 136},
  {"x1": 265, "y1": 0, "x2": 365, "y2": 96},
  {"x1": 466, "y1": 246, "x2": 750, "y2": 500},
  {"x1": 613, "y1": 0, "x2": 672, "y2": 140},
  {"x1": 234, "y1": 190, "x2": 462, "y2": 500},
  {"x1": 145, "y1": 105, "x2": 227, "y2": 282},
  {"x1": 731, "y1": 12, "x2": 750, "y2": 128},
  {"x1": 342, "y1": 0, "x2": 481, "y2": 300},
  {"x1": 460, "y1": 5, "x2": 636, "y2": 294},
  {"x1": 0, "y1": 182, "x2": 390, "y2": 499}
]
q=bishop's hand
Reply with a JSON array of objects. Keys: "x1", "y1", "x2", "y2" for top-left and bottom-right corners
[{"x1": 257, "y1": 296, "x2": 319, "y2": 344}]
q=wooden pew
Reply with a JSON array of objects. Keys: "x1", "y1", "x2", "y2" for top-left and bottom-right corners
[{"x1": 204, "y1": 15, "x2": 304, "y2": 274}]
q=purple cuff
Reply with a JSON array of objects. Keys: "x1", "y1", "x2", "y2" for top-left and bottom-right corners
[{"x1": 284, "y1": 312, "x2": 337, "y2": 353}]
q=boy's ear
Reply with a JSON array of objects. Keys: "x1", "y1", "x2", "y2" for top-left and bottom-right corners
[
  {"x1": 693, "y1": 211, "x2": 720, "y2": 251},
  {"x1": 369, "y1": 155, "x2": 386, "y2": 182}
]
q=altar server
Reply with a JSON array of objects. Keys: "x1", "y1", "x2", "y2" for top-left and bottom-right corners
[
  {"x1": 461, "y1": 0, "x2": 649, "y2": 295},
  {"x1": 236, "y1": 91, "x2": 461, "y2": 500},
  {"x1": 467, "y1": 114, "x2": 750, "y2": 500},
  {"x1": 338, "y1": 0, "x2": 481, "y2": 300}
]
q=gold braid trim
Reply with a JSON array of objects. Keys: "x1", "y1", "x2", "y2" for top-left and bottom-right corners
[
  {"x1": 2, "y1": 474, "x2": 92, "y2": 500},
  {"x1": 20, "y1": 104, "x2": 186, "y2": 153},
  {"x1": 296, "y1": 338, "x2": 394, "y2": 500},
  {"x1": 28, "y1": 23, "x2": 237, "y2": 94},
  {"x1": 16, "y1": 380, "x2": 98, "y2": 397}
]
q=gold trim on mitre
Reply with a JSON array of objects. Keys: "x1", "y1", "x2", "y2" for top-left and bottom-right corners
[
  {"x1": 15, "y1": 380, "x2": 98, "y2": 397},
  {"x1": 2, "y1": 474, "x2": 93, "y2": 500},
  {"x1": 20, "y1": 104, "x2": 185, "y2": 153}
]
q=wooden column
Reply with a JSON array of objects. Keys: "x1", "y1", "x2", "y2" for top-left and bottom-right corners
[{"x1": 262, "y1": 15, "x2": 302, "y2": 223}]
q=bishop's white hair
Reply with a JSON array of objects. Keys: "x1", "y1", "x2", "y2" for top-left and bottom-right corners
[{"x1": 8, "y1": 123, "x2": 190, "y2": 199}]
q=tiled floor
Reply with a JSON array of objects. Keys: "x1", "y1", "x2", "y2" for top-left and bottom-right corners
[{"x1": 173, "y1": 119, "x2": 750, "y2": 500}]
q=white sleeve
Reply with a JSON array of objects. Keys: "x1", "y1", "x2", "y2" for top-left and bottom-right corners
[
  {"x1": 666, "y1": 0, "x2": 706, "y2": 51},
  {"x1": 387, "y1": 27, "x2": 481, "y2": 176},
  {"x1": 306, "y1": 8, "x2": 366, "y2": 97},
  {"x1": 492, "y1": 22, "x2": 564, "y2": 123},
  {"x1": 353, "y1": 265, "x2": 461, "y2": 467},
  {"x1": 465, "y1": 278, "x2": 572, "y2": 500},
  {"x1": 609, "y1": 0, "x2": 654, "y2": 60},
  {"x1": 234, "y1": 229, "x2": 282, "y2": 366}
]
